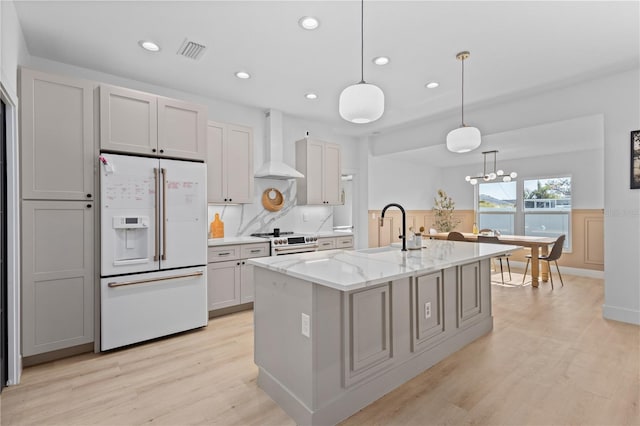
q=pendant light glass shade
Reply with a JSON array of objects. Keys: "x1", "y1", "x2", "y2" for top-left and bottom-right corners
[
  {"x1": 339, "y1": 0, "x2": 384, "y2": 124},
  {"x1": 446, "y1": 126, "x2": 481, "y2": 153},
  {"x1": 339, "y1": 82, "x2": 385, "y2": 124},
  {"x1": 447, "y1": 51, "x2": 481, "y2": 153}
]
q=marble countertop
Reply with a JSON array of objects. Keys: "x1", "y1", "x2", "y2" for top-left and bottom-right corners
[
  {"x1": 208, "y1": 236, "x2": 268, "y2": 246},
  {"x1": 316, "y1": 230, "x2": 354, "y2": 238},
  {"x1": 248, "y1": 240, "x2": 521, "y2": 291}
]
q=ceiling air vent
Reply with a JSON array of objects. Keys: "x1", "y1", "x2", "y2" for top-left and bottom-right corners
[{"x1": 177, "y1": 39, "x2": 207, "y2": 60}]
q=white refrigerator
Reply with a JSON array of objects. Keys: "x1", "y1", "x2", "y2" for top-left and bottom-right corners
[{"x1": 99, "y1": 153, "x2": 207, "y2": 350}]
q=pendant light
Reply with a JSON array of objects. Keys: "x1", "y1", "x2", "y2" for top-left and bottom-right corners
[
  {"x1": 465, "y1": 150, "x2": 517, "y2": 185},
  {"x1": 446, "y1": 51, "x2": 481, "y2": 153},
  {"x1": 339, "y1": 0, "x2": 385, "y2": 124}
]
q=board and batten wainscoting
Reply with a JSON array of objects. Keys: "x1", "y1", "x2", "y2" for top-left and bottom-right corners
[{"x1": 368, "y1": 209, "x2": 604, "y2": 272}]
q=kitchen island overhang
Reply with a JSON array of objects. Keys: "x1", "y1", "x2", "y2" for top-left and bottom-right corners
[{"x1": 248, "y1": 241, "x2": 520, "y2": 426}]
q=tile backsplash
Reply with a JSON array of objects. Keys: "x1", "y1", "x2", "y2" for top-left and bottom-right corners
[{"x1": 207, "y1": 178, "x2": 333, "y2": 237}]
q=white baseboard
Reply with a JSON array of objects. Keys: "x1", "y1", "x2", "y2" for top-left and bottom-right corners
[
  {"x1": 508, "y1": 261, "x2": 604, "y2": 279},
  {"x1": 602, "y1": 304, "x2": 640, "y2": 326}
]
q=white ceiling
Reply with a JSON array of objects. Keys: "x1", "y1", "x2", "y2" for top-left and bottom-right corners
[{"x1": 13, "y1": 1, "x2": 640, "y2": 138}]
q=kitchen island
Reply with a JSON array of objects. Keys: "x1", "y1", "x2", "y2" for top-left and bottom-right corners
[{"x1": 248, "y1": 240, "x2": 520, "y2": 426}]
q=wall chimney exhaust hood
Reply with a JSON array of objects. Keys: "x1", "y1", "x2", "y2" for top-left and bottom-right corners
[{"x1": 255, "y1": 109, "x2": 304, "y2": 180}]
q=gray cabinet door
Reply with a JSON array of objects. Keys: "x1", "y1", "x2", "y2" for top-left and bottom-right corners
[
  {"x1": 411, "y1": 271, "x2": 446, "y2": 353},
  {"x1": 343, "y1": 283, "x2": 393, "y2": 386},
  {"x1": 457, "y1": 261, "x2": 482, "y2": 328},
  {"x1": 20, "y1": 68, "x2": 94, "y2": 200},
  {"x1": 225, "y1": 124, "x2": 253, "y2": 203},
  {"x1": 240, "y1": 262, "x2": 254, "y2": 303},
  {"x1": 21, "y1": 201, "x2": 94, "y2": 356},
  {"x1": 206, "y1": 121, "x2": 226, "y2": 203},
  {"x1": 158, "y1": 97, "x2": 207, "y2": 161},
  {"x1": 99, "y1": 84, "x2": 158, "y2": 156},
  {"x1": 207, "y1": 260, "x2": 241, "y2": 310}
]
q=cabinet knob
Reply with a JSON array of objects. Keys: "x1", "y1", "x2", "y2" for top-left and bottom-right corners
[
  {"x1": 159, "y1": 149, "x2": 164, "y2": 154},
  {"x1": 242, "y1": 261, "x2": 245, "y2": 265},
  {"x1": 229, "y1": 198, "x2": 232, "y2": 202},
  {"x1": 86, "y1": 204, "x2": 92, "y2": 208},
  {"x1": 152, "y1": 148, "x2": 157, "y2": 153},
  {"x1": 224, "y1": 198, "x2": 228, "y2": 202},
  {"x1": 86, "y1": 193, "x2": 92, "y2": 198},
  {"x1": 237, "y1": 262, "x2": 241, "y2": 266}
]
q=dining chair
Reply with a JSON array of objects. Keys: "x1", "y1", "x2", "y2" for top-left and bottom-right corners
[
  {"x1": 477, "y1": 235, "x2": 512, "y2": 284},
  {"x1": 447, "y1": 231, "x2": 466, "y2": 241},
  {"x1": 522, "y1": 234, "x2": 566, "y2": 289}
]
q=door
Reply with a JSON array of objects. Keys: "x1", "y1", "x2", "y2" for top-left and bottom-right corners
[
  {"x1": 157, "y1": 97, "x2": 207, "y2": 161},
  {"x1": 226, "y1": 124, "x2": 253, "y2": 203},
  {"x1": 0, "y1": 99, "x2": 7, "y2": 391},
  {"x1": 207, "y1": 260, "x2": 241, "y2": 310},
  {"x1": 206, "y1": 121, "x2": 225, "y2": 203},
  {"x1": 100, "y1": 154, "x2": 159, "y2": 276},
  {"x1": 160, "y1": 158, "x2": 207, "y2": 269},
  {"x1": 306, "y1": 140, "x2": 324, "y2": 204},
  {"x1": 323, "y1": 143, "x2": 342, "y2": 204},
  {"x1": 20, "y1": 68, "x2": 94, "y2": 200},
  {"x1": 101, "y1": 266, "x2": 207, "y2": 351},
  {"x1": 22, "y1": 200, "x2": 94, "y2": 356},
  {"x1": 100, "y1": 84, "x2": 158, "y2": 156}
]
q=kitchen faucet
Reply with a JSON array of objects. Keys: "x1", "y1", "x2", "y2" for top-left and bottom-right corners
[{"x1": 380, "y1": 203, "x2": 407, "y2": 252}]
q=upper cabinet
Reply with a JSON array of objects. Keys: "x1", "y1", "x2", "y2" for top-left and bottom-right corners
[
  {"x1": 20, "y1": 68, "x2": 95, "y2": 200},
  {"x1": 100, "y1": 84, "x2": 207, "y2": 161},
  {"x1": 207, "y1": 121, "x2": 254, "y2": 204},
  {"x1": 296, "y1": 138, "x2": 342, "y2": 205}
]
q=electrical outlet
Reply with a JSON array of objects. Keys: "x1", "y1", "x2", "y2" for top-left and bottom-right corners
[
  {"x1": 303, "y1": 212, "x2": 309, "y2": 222},
  {"x1": 425, "y1": 302, "x2": 431, "y2": 319},
  {"x1": 301, "y1": 313, "x2": 310, "y2": 337}
]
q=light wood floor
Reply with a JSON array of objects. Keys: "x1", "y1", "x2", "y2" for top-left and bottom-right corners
[{"x1": 2, "y1": 272, "x2": 639, "y2": 426}]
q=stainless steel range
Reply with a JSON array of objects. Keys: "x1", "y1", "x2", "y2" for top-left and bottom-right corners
[{"x1": 251, "y1": 231, "x2": 319, "y2": 256}]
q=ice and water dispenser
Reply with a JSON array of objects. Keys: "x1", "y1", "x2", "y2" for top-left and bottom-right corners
[{"x1": 112, "y1": 216, "x2": 149, "y2": 265}]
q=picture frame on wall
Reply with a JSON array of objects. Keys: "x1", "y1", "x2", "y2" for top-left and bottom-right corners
[{"x1": 632, "y1": 130, "x2": 640, "y2": 189}]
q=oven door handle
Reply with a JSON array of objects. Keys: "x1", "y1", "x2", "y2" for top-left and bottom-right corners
[{"x1": 273, "y1": 246, "x2": 318, "y2": 255}]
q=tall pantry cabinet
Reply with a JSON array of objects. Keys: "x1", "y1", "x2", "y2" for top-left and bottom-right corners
[{"x1": 20, "y1": 68, "x2": 95, "y2": 357}]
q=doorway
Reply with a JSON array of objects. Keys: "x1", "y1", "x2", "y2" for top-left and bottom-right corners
[
  {"x1": 0, "y1": 98, "x2": 7, "y2": 392},
  {"x1": 333, "y1": 174, "x2": 354, "y2": 231}
]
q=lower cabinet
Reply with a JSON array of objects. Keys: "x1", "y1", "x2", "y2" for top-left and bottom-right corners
[
  {"x1": 21, "y1": 200, "x2": 94, "y2": 356},
  {"x1": 207, "y1": 242, "x2": 269, "y2": 311},
  {"x1": 317, "y1": 235, "x2": 354, "y2": 251}
]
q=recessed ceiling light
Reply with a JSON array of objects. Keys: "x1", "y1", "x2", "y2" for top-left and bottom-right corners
[
  {"x1": 425, "y1": 82, "x2": 439, "y2": 89},
  {"x1": 305, "y1": 93, "x2": 318, "y2": 100},
  {"x1": 139, "y1": 40, "x2": 160, "y2": 52},
  {"x1": 372, "y1": 56, "x2": 390, "y2": 66},
  {"x1": 299, "y1": 16, "x2": 320, "y2": 30},
  {"x1": 235, "y1": 71, "x2": 251, "y2": 79}
]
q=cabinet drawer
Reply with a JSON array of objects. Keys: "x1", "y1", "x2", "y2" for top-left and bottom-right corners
[
  {"x1": 317, "y1": 238, "x2": 336, "y2": 251},
  {"x1": 241, "y1": 243, "x2": 270, "y2": 259},
  {"x1": 337, "y1": 236, "x2": 354, "y2": 249},
  {"x1": 208, "y1": 245, "x2": 240, "y2": 262}
]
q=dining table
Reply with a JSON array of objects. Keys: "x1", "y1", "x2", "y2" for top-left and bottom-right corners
[{"x1": 430, "y1": 232, "x2": 558, "y2": 287}]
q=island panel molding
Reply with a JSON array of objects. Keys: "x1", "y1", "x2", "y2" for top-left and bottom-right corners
[{"x1": 250, "y1": 242, "x2": 508, "y2": 425}]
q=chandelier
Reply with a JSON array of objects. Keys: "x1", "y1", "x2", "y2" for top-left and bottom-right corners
[{"x1": 465, "y1": 150, "x2": 517, "y2": 185}]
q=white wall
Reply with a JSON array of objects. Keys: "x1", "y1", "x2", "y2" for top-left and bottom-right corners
[
  {"x1": 438, "y1": 148, "x2": 605, "y2": 210},
  {"x1": 0, "y1": 0, "x2": 30, "y2": 386},
  {"x1": 369, "y1": 68, "x2": 640, "y2": 325},
  {"x1": 368, "y1": 155, "x2": 442, "y2": 210},
  {"x1": 1, "y1": 0, "x2": 30, "y2": 98}
]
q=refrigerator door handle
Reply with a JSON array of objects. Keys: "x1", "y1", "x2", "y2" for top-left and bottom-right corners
[
  {"x1": 153, "y1": 167, "x2": 160, "y2": 261},
  {"x1": 107, "y1": 270, "x2": 205, "y2": 288},
  {"x1": 161, "y1": 167, "x2": 167, "y2": 261}
]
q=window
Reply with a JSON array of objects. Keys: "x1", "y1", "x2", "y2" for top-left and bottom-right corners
[
  {"x1": 523, "y1": 177, "x2": 571, "y2": 249},
  {"x1": 476, "y1": 176, "x2": 572, "y2": 250},
  {"x1": 478, "y1": 181, "x2": 516, "y2": 235}
]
